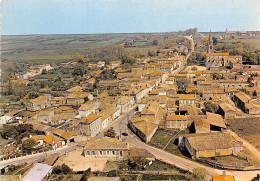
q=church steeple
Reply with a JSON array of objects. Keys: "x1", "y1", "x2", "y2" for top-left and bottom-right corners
[{"x1": 207, "y1": 30, "x2": 214, "y2": 53}]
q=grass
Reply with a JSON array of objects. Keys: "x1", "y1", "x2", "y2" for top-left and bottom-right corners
[
  {"x1": 149, "y1": 129, "x2": 179, "y2": 149},
  {"x1": 145, "y1": 159, "x2": 182, "y2": 171},
  {"x1": 149, "y1": 128, "x2": 189, "y2": 159},
  {"x1": 165, "y1": 129, "x2": 189, "y2": 157}
]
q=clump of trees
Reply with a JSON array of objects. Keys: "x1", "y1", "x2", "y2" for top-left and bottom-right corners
[
  {"x1": 176, "y1": 79, "x2": 191, "y2": 93},
  {"x1": 242, "y1": 50, "x2": 260, "y2": 65},
  {"x1": 204, "y1": 102, "x2": 218, "y2": 113},
  {"x1": 0, "y1": 124, "x2": 43, "y2": 144},
  {"x1": 22, "y1": 138, "x2": 37, "y2": 151},
  {"x1": 187, "y1": 52, "x2": 205, "y2": 65},
  {"x1": 52, "y1": 164, "x2": 73, "y2": 175},
  {"x1": 80, "y1": 168, "x2": 92, "y2": 181},
  {"x1": 88, "y1": 45, "x2": 142, "y2": 65}
]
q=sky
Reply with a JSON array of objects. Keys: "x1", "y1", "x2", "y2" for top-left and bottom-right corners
[{"x1": 1, "y1": 0, "x2": 260, "y2": 35}]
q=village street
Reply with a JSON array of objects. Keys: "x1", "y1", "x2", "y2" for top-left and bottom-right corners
[{"x1": 0, "y1": 145, "x2": 76, "y2": 170}]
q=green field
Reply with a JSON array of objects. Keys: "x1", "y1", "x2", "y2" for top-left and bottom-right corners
[{"x1": 1, "y1": 33, "x2": 172, "y2": 63}]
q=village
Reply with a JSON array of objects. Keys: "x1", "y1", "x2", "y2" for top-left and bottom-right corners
[{"x1": 1, "y1": 30, "x2": 260, "y2": 181}]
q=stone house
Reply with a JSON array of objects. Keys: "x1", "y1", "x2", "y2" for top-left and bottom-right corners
[
  {"x1": 50, "y1": 97, "x2": 66, "y2": 107},
  {"x1": 83, "y1": 138, "x2": 129, "y2": 160},
  {"x1": 30, "y1": 135, "x2": 45, "y2": 147},
  {"x1": 129, "y1": 116, "x2": 158, "y2": 143},
  {"x1": 78, "y1": 101, "x2": 96, "y2": 118},
  {"x1": 233, "y1": 92, "x2": 252, "y2": 112},
  {"x1": 166, "y1": 115, "x2": 187, "y2": 129},
  {"x1": 43, "y1": 135, "x2": 65, "y2": 150},
  {"x1": 37, "y1": 111, "x2": 54, "y2": 124},
  {"x1": 194, "y1": 119, "x2": 210, "y2": 133},
  {"x1": 66, "y1": 92, "x2": 93, "y2": 105},
  {"x1": 219, "y1": 103, "x2": 236, "y2": 119},
  {"x1": 116, "y1": 96, "x2": 135, "y2": 113},
  {"x1": 178, "y1": 94, "x2": 196, "y2": 106},
  {"x1": 178, "y1": 132, "x2": 243, "y2": 159},
  {"x1": 26, "y1": 96, "x2": 50, "y2": 111},
  {"x1": 79, "y1": 115, "x2": 102, "y2": 137},
  {"x1": 80, "y1": 77, "x2": 95, "y2": 89}
]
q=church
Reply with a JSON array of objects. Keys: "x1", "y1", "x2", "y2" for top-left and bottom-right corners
[{"x1": 205, "y1": 32, "x2": 242, "y2": 70}]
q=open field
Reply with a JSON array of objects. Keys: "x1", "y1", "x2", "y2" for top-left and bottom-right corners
[
  {"x1": 227, "y1": 118, "x2": 260, "y2": 150},
  {"x1": 1, "y1": 33, "x2": 171, "y2": 63},
  {"x1": 221, "y1": 36, "x2": 260, "y2": 50}
]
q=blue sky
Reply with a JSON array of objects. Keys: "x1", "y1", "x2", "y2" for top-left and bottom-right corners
[{"x1": 1, "y1": 0, "x2": 260, "y2": 35}]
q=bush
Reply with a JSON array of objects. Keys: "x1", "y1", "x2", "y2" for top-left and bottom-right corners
[
  {"x1": 22, "y1": 138, "x2": 37, "y2": 151},
  {"x1": 52, "y1": 164, "x2": 73, "y2": 175}
]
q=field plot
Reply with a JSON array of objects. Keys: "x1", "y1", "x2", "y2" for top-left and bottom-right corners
[{"x1": 227, "y1": 117, "x2": 260, "y2": 150}]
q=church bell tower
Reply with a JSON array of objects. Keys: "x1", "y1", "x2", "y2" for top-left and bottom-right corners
[{"x1": 207, "y1": 31, "x2": 214, "y2": 53}]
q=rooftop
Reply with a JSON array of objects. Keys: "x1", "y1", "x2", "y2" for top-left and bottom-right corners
[
  {"x1": 66, "y1": 86, "x2": 83, "y2": 93},
  {"x1": 182, "y1": 132, "x2": 242, "y2": 151},
  {"x1": 206, "y1": 52, "x2": 229, "y2": 56},
  {"x1": 80, "y1": 114, "x2": 100, "y2": 124},
  {"x1": 28, "y1": 96, "x2": 49, "y2": 104},
  {"x1": 130, "y1": 116, "x2": 158, "y2": 136},
  {"x1": 22, "y1": 163, "x2": 52, "y2": 181},
  {"x1": 84, "y1": 138, "x2": 128, "y2": 150},
  {"x1": 166, "y1": 115, "x2": 187, "y2": 121}
]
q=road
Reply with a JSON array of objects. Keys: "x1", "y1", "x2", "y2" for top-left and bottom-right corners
[
  {"x1": 172, "y1": 35, "x2": 194, "y2": 74},
  {"x1": 0, "y1": 145, "x2": 76, "y2": 169},
  {"x1": 96, "y1": 106, "x2": 137, "y2": 138}
]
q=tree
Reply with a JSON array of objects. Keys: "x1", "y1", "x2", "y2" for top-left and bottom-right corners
[
  {"x1": 187, "y1": 52, "x2": 205, "y2": 65},
  {"x1": 204, "y1": 102, "x2": 218, "y2": 113},
  {"x1": 212, "y1": 37, "x2": 218, "y2": 45},
  {"x1": 80, "y1": 168, "x2": 92, "y2": 181},
  {"x1": 22, "y1": 138, "x2": 37, "y2": 151},
  {"x1": 176, "y1": 79, "x2": 191, "y2": 93},
  {"x1": 152, "y1": 40, "x2": 159, "y2": 45},
  {"x1": 52, "y1": 164, "x2": 73, "y2": 175}
]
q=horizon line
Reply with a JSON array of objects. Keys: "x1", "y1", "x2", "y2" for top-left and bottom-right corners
[{"x1": 2, "y1": 29, "x2": 260, "y2": 36}]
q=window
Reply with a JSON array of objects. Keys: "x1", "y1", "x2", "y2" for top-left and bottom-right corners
[
  {"x1": 87, "y1": 151, "x2": 90, "y2": 155},
  {"x1": 92, "y1": 151, "x2": 95, "y2": 155},
  {"x1": 112, "y1": 151, "x2": 115, "y2": 155},
  {"x1": 99, "y1": 151, "x2": 103, "y2": 155},
  {"x1": 107, "y1": 151, "x2": 110, "y2": 155}
]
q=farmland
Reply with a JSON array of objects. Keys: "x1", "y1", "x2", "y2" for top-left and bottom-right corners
[
  {"x1": 1, "y1": 33, "x2": 172, "y2": 64},
  {"x1": 227, "y1": 117, "x2": 260, "y2": 150}
]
